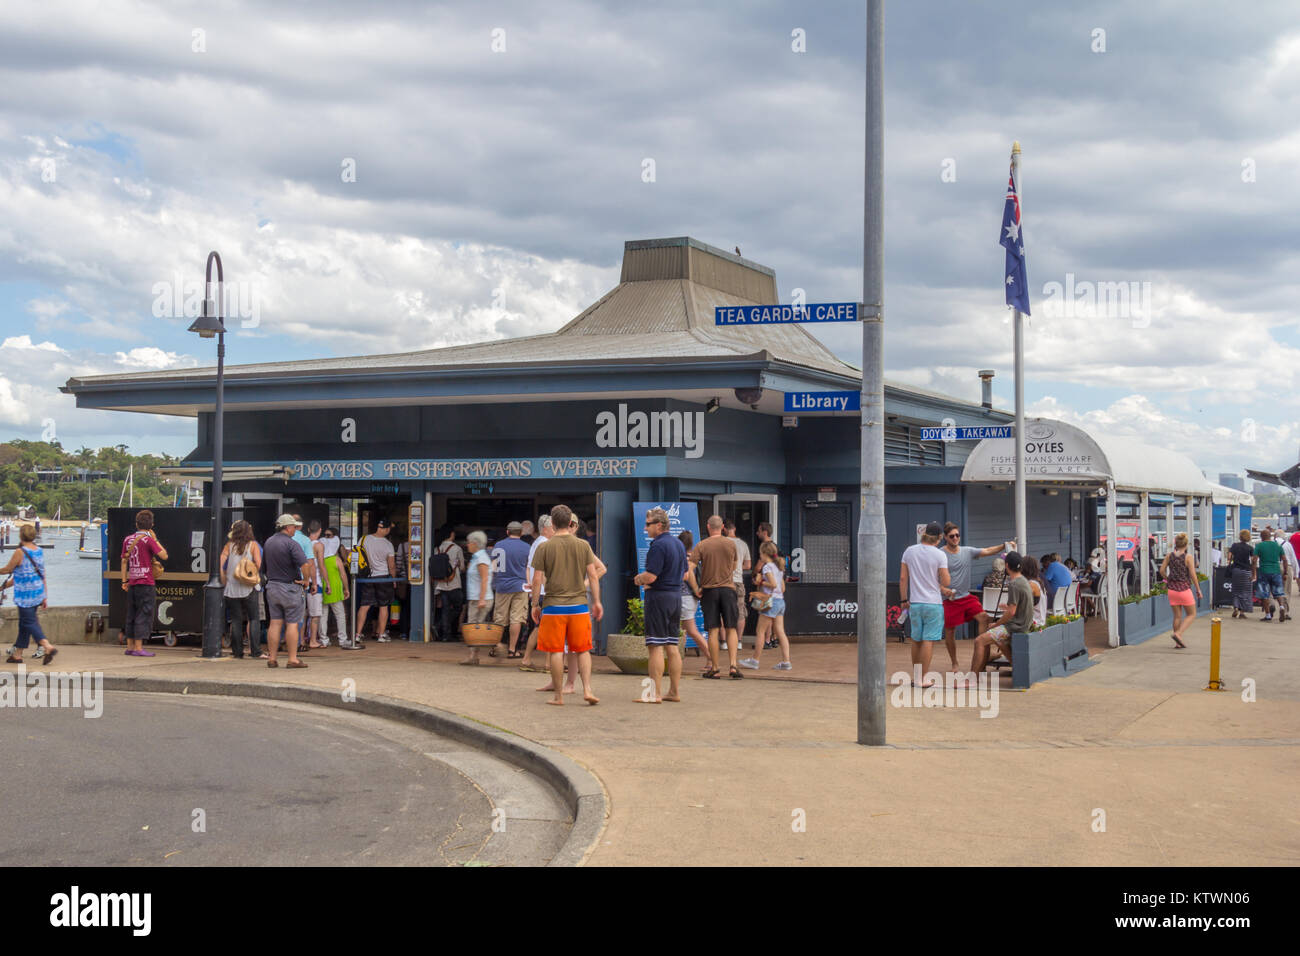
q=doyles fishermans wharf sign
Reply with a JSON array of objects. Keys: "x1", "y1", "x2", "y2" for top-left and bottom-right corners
[
  {"x1": 960, "y1": 420, "x2": 1109, "y2": 482},
  {"x1": 287, "y1": 457, "x2": 667, "y2": 481}
]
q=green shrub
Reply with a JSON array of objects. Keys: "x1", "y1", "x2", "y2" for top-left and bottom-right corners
[
  {"x1": 1044, "y1": 613, "x2": 1070, "y2": 627},
  {"x1": 625, "y1": 598, "x2": 645, "y2": 636}
]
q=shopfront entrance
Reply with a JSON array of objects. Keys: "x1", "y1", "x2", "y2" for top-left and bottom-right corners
[{"x1": 435, "y1": 494, "x2": 598, "y2": 544}]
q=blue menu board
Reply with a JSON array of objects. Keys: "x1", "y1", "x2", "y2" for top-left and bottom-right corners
[{"x1": 632, "y1": 501, "x2": 705, "y2": 643}]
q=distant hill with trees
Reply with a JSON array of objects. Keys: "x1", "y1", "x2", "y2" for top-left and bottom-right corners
[{"x1": 0, "y1": 440, "x2": 182, "y2": 519}]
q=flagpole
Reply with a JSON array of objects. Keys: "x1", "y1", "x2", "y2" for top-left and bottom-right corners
[{"x1": 1011, "y1": 141, "x2": 1027, "y2": 558}]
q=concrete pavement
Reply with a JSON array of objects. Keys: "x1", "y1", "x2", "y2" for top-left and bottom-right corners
[{"x1": 10, "y1": 608, "x2": 1298, "y2": 866}]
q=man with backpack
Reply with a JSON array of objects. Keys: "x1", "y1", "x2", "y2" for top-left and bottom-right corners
[{"x1": 430, "y1": 527, "x2": 464, "y2": 641}]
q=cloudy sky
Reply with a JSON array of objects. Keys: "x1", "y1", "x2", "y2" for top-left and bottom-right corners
[{"x1": 1, "y1": 0, "x2": 1297, "y2": 480}]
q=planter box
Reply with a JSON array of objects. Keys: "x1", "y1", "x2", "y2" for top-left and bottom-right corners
[
  {"x1": 1151, "y1": 596, "x2": 1173, "y2": 631},
  {"x1": 1118, "y1": 598, "x2": 1156, "y2": 645},
  {"x1": 606, "y1": 631, "x2": 686, "y2": 675},
  {"x1": 1010, "y1": 624, "x2": 1063, "y2": 689},
  {"x1": 1062, "y1": 616, "x2": 1087, "y2": 665}
]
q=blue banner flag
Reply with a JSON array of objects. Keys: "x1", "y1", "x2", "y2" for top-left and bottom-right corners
[{"x1": 1001, "y1": 156, "x2": 1030, "y2": 315}]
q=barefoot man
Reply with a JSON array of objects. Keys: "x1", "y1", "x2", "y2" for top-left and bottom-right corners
[
  {"x1": 633, "y1": 507, "x2": 688, "y2": 703},
  {"x1": 530, "y1": 504, "x2": 602, "y2": 706},
  {"x1": 898, "y1": 521, "x2": 952, "y2": 688}
]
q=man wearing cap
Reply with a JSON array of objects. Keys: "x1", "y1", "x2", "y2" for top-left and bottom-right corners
[
  {"x1": 263, "y1": 514, "x2": 312, "y2": 668},
  {"x1": 898, "y1": 521, "x2": 953, "y2": 688},
  {"x1": 356, "y1": 519, "x2": 396, "y2": 643},
  {"x1": 966, "y1": 551, "x2": 1034, "y2": 680},
  {"x1": 491, "y1": 521, "x2": 533, "y2": 657}
]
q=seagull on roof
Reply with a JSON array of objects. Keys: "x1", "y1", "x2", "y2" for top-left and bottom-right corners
[{"x1": 734, "y1": 246, "x2": 742, "y2": 257}]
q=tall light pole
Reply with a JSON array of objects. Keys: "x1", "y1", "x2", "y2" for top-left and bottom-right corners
[
  {"x1": 188, "y1": 251, "x2": 227, "y2": 660},
  {"x1": 858, "y1": 0, "x2": 887, "y2": 745}
]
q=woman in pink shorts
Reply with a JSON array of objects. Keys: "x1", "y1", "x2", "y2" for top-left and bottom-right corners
[{"x1": 1160, "y1": 532, "x2": 1201, "y2": 649}]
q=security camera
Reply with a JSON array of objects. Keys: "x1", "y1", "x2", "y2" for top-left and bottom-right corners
[{"x1": 734, "y1": 387, "x2": 763, "y2": 406}]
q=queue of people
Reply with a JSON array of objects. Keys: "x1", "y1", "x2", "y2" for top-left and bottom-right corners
[{"x1": 0, "y1": 503, "x2": 812, "y2": 705}]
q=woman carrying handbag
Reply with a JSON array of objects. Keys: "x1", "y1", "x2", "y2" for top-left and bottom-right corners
[
  {"x1": 220, "y1": 520, "x2": 262, "y2": 659},
  {"x1": 2, "y1": 523, "x2": 58, "y2": 665}
]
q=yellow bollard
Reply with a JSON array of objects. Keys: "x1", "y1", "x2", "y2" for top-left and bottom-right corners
[{"x1": 1204, "y1": 615, "x2": 1225, "y2": 691}]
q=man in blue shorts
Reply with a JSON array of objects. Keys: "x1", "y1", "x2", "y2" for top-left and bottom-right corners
[
  {"x1": 898, "y1": 521, "x2": 953, "y2": 688},
  {"x1": 633, "y1": 507, "x2": 688, "y2": 703}
]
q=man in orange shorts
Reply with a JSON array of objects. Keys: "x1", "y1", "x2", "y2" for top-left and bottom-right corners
[{"x1": 530, "y1": 503, "x2": 603, "y2": 706}]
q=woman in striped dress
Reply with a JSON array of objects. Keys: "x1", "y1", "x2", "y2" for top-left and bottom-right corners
[{"x1": 1227, "y1": 530, "x2": 1255, "y2": 619}]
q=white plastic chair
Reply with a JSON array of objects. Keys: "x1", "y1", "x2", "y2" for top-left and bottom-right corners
[
  {"x1": 1050, "y1": 585, "x2": 1067, "y2": 616},
  {"x1": 1079, "y1": 575, "x2": 1108, "y2": 620},
  {"x1": 1064, "y1": 581, "x2": 1080, "y2": 615},
  {"x1": 982, "y1": 586, "x2": 1005, "y2": 615}
]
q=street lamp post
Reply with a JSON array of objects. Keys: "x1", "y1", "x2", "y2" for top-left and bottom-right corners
[
  {"x1": 858, "y1": 0, "x2": 886, "y2": 745},
  {"x1": 188, "y1": 251, "x2": 227, "y2": 659}
]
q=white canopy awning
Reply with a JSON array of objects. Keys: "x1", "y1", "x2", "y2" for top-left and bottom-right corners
[
  {"x1": 1208, "y1": 482, "x2": 1256, "y2": 506},
  {"x1": 960, "y1": 418, "x2": 1217, "y2": 497},
  {"x1": 156, "y1": 465, "x2": 288, "y2": 482}
]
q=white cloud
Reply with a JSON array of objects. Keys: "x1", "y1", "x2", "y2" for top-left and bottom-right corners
[
  {"x1": 112, "y1": 347, "x2": 195, "y2": 370},
  {"x1": 1027, "y1": 393, "x2": 1300, "y2": 480},
  {"x1": 0, "y1": 335, "x2": 64, "y2": 352},
  {"x1": 0, "y1": 334, "x2": 196, "y2": 453}
]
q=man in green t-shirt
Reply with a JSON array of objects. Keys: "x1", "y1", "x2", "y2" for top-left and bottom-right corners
[
  {"x1": 964, "y1": 551, "x2": 1035, "y2": 681},
  {"x1": 1252, "y1": 529, "x2": 1288, "y2": 622}
]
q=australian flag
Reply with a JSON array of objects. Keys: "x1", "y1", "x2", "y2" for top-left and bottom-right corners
[{"x1": 1001, "y1": 159, "x2": 1030, "y2": 315}]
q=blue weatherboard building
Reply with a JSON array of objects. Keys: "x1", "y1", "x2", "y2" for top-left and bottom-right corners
[{"x1": 65, "y1": 236, "x2": 1017, "y2": 644}]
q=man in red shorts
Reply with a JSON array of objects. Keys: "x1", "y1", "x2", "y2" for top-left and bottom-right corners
[
  {"x1": 530, "y1": 504, "x2": 603, "y2": 706},
  {"x1": 940, "y1": 522, "x2": 1014, "y2": 672}
]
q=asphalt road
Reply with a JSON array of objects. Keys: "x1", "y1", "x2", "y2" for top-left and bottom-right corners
[{"x1": 0, "y1": 693, "x2": 516, "y2": 866}]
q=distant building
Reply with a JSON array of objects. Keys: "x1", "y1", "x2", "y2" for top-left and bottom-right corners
[{"x1": 1219, "y1": 473, "x2": 1245, "y2": 491}]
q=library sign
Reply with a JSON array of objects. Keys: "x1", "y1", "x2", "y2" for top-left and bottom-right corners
[{"x1": 959, "y1": 420, "x2": 1110, "y2": 482}]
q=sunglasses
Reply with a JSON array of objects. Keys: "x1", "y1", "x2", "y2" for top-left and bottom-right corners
[{"x1": 947, "y1": 532, "x2": 960, "y2": 539}]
